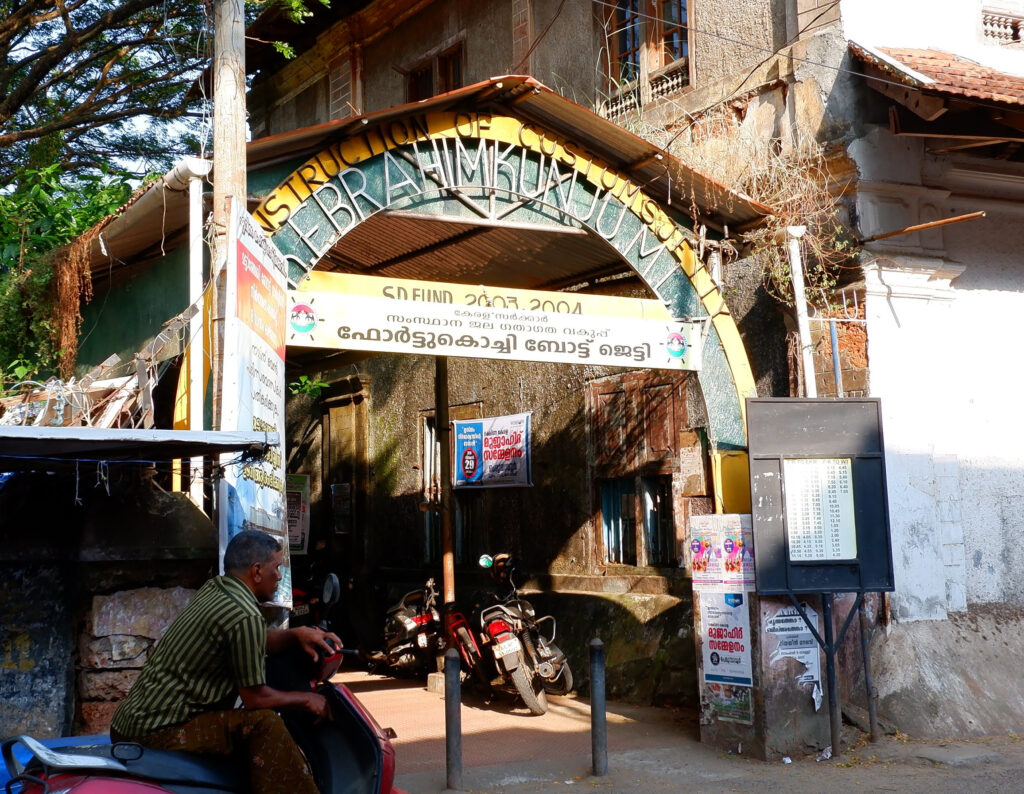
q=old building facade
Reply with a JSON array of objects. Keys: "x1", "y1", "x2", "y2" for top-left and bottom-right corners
[{"x1": 5, "y1": 0, "x2": 1024, "y2": 749}]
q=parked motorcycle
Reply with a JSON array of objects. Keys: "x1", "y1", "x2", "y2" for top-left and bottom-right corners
[
  {"x1": 474, "y1": 553, "x2": 573, "y2": 715},
  {"x1": 375, "y1": 577, "x2": 443, "y2": 677},
  {"x1": 444, "y1": 599, "x2": 490, "y2": 688},
  {"x1": 291, "y1": 570, "x2": 342, "y2": 630},
  {"x1": 1, "y1": 580, "x2": 402, "y2": 794}
]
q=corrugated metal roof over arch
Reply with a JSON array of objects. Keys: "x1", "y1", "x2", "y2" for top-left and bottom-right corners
[{"x1": 82, "y1": 75, "x2": 770, "y2": 292}]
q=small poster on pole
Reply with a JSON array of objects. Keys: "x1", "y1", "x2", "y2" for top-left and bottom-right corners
[{"x1": 286, "y1": 474, "x2": 310, "y2": 554}]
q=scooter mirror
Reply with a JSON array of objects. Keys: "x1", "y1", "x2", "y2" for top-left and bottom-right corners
[
  {"x1": 478, "y1": 554, "x2": 493, "y2": 569},
  {"x1": 321, "y1": 573, "x2": 341, "y2": 608}
]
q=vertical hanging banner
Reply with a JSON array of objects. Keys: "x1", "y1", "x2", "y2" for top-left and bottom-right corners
[
  {"x1": 453, "y1": 412, "x2": 532, "y2": 488},
  {"x1": 219, "y1": 208, "x2": 291, "y2": 606}
]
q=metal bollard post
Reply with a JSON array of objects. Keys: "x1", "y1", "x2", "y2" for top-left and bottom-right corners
[
  {"x1": 590, "y1": 638, "x2": 607, "y2": 776},
  {"x1": 444, "y1": 647, "x2": 463, "y2": 791}
]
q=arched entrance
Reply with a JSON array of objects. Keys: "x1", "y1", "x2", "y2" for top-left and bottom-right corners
[
  {"x1": 254, "y1": 110, "x2": 757, "y2": 458},
  {"x1": 247, "y1": 90, "x2": 770, "y2": 707}
]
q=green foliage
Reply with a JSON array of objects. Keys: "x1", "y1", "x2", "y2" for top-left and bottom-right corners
[
  {"x1": 0, "y1": 0, "x2": 212, "y2": 186},
  {"x1": 0, "y1": 165, "x2": 134, "y2": 272},
  {"x1": 270, "y1": 0, "x2": 331, "y2": 24},
  {"x1": 0, "y1": 164, "x2": 135, "y2": 376},
  {"x1": 0, "y1": 0, "x2": 323, "y2": 373},
  {"x1": 272, "y1": 41, "x2": 298, "y2": 59},
  {"x1": 288, "y1": 374, "x2": 329, "y2": 398}
]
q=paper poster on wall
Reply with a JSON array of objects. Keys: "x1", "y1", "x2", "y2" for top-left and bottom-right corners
[
  {"x1": 688, "y1": 514, "x2": 755, "y2": 591},
  {"x1": 453, "y1": 412, "x2": 532, "y2": 488},
  {"x1": 765, "y1": 602, "x2": 823, "y2": 709},
  {"x1": 699, "y1": 592, "x2": 753, "y2": 725},
  {"x1": 705, "y1": 683, "x2": 754, "y2": 724},
  {"x1": 218, "y1": 208, "x2": 291, "y2": 606},
  {"x1": 700, "y1": 593, "x2": 753, "y2": 687},
  {"x1": 286, "y1": 474, "x2": 310, "y2": 554}
]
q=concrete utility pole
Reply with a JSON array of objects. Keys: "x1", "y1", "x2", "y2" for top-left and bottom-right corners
[
  {"x1": 210, "y1": 0, "x2": 247, "y2": 429},
  {"x1": 786, "y1": 226, "x2": 817, "y2": 398}
]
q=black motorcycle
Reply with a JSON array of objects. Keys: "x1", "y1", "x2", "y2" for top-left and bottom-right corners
[
  {"x1": 475, "y1": 553, "x2": 573, "y2": 715},
  {"x1": 373, "y1": 577, "x2": 443, "y2": 677}
]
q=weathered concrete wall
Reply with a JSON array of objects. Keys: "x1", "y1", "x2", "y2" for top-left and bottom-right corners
[
  {"x1": 0, "y1": 472, "x2": 218, "y2": 737},
  {"x1": 0, "y1": 563, "x2": 74, "y2": 738},
  {"x1": 857, "y1": 605, "x2": 1024, "y2": 737},
  {"x1": 360, "y1": 351, "x2": 610, "y2": 575},
  {"x1": 530, "y1": 590, "x2": 698, "y2": 707},
  {"x1": 77, "y1": 587, "x2": 195, "y2": 734},
  {"x1": 691, "y1": 0, "x2": 782, "y2": 88},
  {"x1": 363, "y1": 0, "x2": 514, "y2": 112},
  {"x1": 526, "y1": 0, "x2": 598, "y2": 104}
]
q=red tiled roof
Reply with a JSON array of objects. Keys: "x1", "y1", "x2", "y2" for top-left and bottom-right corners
[{"x1": 850, "y1": 43, "x2": 1024, "y2": 107}]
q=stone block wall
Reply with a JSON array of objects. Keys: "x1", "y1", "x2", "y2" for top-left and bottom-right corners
[
  {"x1": 76, "y1": 587, "x2": 195, "y2": 735},
  {"x1": 529, "y1": 589, "x2": 697, "y2": 707}
]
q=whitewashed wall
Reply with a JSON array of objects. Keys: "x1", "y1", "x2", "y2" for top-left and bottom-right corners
[{"x1": 854, "y1": 125, "x2": 1024, "y2": 620}]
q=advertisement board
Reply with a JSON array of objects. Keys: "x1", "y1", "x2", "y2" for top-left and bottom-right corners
[
  {"x1": 219, "y1": 208, "x2": 291, "y2": 606},
  {"x1": 453, "y1": 412, "x2": 532, "y2": 488},
  {"x1": 287, "y1": 290, "x2": 702, "y2": 371}
]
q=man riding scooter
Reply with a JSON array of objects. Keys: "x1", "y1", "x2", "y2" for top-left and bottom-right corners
[{"x1": 110, "y1": 529, "x2": 342, "y2": 794}]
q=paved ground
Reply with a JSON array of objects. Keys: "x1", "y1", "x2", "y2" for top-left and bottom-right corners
[{"x1": 335, "y1": 669, "x2": 1024, "y2": 794}]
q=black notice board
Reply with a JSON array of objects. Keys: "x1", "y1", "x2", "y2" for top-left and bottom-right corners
[{"x1": 747, "y1": 398, "x2": 895, "y2": 595}]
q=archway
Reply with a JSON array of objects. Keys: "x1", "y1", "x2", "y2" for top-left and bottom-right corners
[{"x1": 254, "y1": 110, "x2": 756, "y2": 463}]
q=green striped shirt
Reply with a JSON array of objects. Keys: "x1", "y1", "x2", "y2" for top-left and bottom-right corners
[{"x1": 111, "y1": 575, "x2": 267, "y2": 738}]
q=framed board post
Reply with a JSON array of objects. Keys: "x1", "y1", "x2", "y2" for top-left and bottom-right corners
[
  {"x1": 747, "y1": 398, "x2": 895, "y2": 595},
  {"x1": 747, "y1": 397, "x2": 895, "y2": 760}
]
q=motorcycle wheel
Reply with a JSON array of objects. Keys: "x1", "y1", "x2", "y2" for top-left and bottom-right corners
[
  {"x1": 510, "y1": 661, "x2": 548, "y2": 715},
  {"x1": 544, "y1": 659, "x2": 574, "y2": 696}
]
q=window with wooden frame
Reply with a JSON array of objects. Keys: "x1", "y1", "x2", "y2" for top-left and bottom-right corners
[
  {"x1": 588, "y1": 372, "x2": 705, "y2": 569},
  {"x1": 406, "y1": 42, "x2": 465, "y2": 102},
  {"x1": 605, "y1": 0, "x2": 690, "y2": 106}
]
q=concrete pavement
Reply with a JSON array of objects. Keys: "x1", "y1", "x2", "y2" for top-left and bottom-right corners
[{"x1": 335, "y1": 670, "x2": 1024, "y2": 793}]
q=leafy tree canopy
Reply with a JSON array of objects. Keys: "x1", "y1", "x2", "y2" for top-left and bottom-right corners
[
  {"x1": 0, "y1": 0, "x2": 213, "y2": 187},
  {"x1": 0, "y1": 0, "x2": 328, "y2": 378}
]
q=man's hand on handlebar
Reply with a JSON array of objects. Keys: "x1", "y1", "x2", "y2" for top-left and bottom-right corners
[{"x1": 292, "y1": 625, "x2": 343, "y2": 662}]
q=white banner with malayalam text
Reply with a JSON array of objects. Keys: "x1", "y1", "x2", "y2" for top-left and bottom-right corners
[{"x1": 287, "y1": 292, "x2": 702, "y2": 370}]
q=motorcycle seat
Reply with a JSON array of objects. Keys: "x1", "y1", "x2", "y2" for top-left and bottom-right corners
[{"x1": 20, "y1": 739, "x2": 251, "y2": 792}]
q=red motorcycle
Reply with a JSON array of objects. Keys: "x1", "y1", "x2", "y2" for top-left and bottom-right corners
[
  {"x1": 2, "y1": 601, "x2": 403, "y2": 793},
  {"x1": 474, "y1": 553, "x2": 573, "y2": 715}
]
